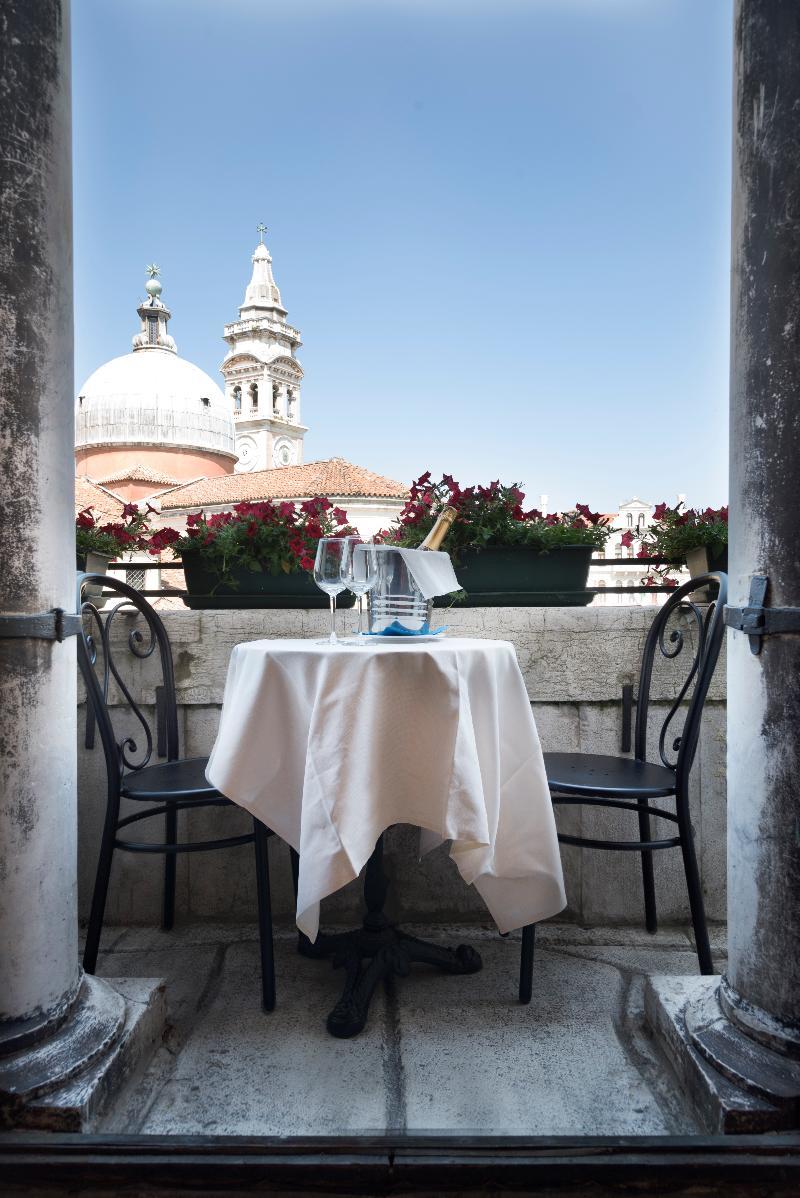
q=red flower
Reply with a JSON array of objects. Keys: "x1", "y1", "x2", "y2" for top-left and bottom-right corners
[
  {"x1": 653, "y1": 503, "x2": 668, "y2": 520},
  {"x1": 416, "y1": 471, "x2": 432, "y2": 486},
  {"x1": 620, "y1": 530, "x2": 634, "y2": 548},
  {"x1": 147, "y1": 528, "x2": 181, "y2": 556},
  {"x1": 121, "y1": 502, "x2": 139, "y2": 519},
  {"x1": 76, "y1": 507, "x2": 95, "y2": 529},
  {"x1": 332, "y1": 507, "x2": 348, "y2": 524},
  {"x1": 300, "y1": 555, "x2": 315, "y2": 571},
  {"x1": 636, "y1": 547, "x2": 649, "y2": 559},
  {"x1": 186, "y1": 512, "x2": 203, "y2": 528}
]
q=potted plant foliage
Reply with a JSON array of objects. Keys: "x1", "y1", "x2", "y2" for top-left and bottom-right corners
[
  {"x1": 171, "y1": 497, "x2": 358, "y2": 609},
  {"x1": 638, "y1": 502, "x2": 728, "y2": 582},
  {"x1": 76, "y1": 503, "x2": 155, "y2": 598},
  {"x1": 385, "y1": 473, "x2": 613, "y2": 606}
]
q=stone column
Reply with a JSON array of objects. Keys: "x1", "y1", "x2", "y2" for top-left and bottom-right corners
[
  {"x1": 0, "y1": 0, "x2": 80, "y2": 1043},
  {"x1": 724, "y1": 0, "x2": 800, "y2": 1058},
  {"x1": 0, "y1": 1, "x2": 162, "y2": 1128},
  {"x1": 647, "y1": 0, "x2": 800, "y2": 1130}
]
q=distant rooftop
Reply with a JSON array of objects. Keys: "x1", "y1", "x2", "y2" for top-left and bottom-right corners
[
  {"x1": 96, "y1": 464, "x2": 184, "y2": 486},
  {"x1": 75, "y1": 476, "x2": 125, "y2": 519},
  {"x1": 160, "y1": 458, "x2": 408, "y2": 510}
]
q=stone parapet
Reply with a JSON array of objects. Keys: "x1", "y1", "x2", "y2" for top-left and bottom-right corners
[{"x1": 77, "y1": 607, "x2": 726, "y2": 930}]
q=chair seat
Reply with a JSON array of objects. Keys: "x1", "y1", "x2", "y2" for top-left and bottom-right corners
[
  {"x1": 121, "y1": 756, "x2": 220, "y2": 800},
  {"x1": 544, "y1": 752, "x2": 677, "y2": 798}
]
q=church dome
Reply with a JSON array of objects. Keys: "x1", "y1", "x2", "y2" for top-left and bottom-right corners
[
  {"x1": 75, "y1": 268, "x2": 236, "y2": 482},
  {"x1": 76, "y1": 349, "x2": 234, "y2": 458}
]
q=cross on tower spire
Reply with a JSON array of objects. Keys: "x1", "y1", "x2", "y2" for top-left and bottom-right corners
[{"x1": 256, "y1": 223, "x2": 267, "y2": 245}]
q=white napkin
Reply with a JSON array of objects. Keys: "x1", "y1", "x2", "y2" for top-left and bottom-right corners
[{"x1": 393, "y1": 548, "x2": 461, "y2": 599}]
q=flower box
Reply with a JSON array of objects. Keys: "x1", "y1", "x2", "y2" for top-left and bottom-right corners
[
  {"x1": 180, "y1": 555, "x2": 355, "y2": 610},
  {"x1": 76, "y1": 551, "x2": 114, "y2": 603},
  {"x1": 388, "y1": 474, "x2": 611, "y2": 608},
  {"x1": 435, "y1": 544, "x2": 595, "y2": 607},
  {"x1": 686, "y1": 545, "x2": 728, "y2": 577}
]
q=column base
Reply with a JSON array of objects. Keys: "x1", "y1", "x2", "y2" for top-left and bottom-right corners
[
  {"x1": 646, "y1": 976, "x2": 800, "y2": 1133},
  {"x1": 0, "y1": 975, "x2": 165, "y2": 1131}
]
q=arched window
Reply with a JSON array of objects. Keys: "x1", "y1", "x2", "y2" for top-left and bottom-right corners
[
  {"x1": 249, "y1": 383, "x2": 258, "y2": 412},
  {"x1": 638, "y1": 513, "x2": 646, "y2": 528},
  {"x1": 273, "y1": 383, "x2": 280, "y2": 414},
  {"x1": 627, "y1": 513, "x2": 634, "y2": 528},
  {"x1": 233, "y1": 385, "x2": 242, "y2": 412},
  {"x1": 147, "y1": 316, "x2": 158, "y2": 345},
  {"x1": 286, "y1": 387, "x2": 294, "y2": 419}
]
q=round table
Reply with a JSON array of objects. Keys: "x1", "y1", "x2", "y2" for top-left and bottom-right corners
[{"x1": 208, "y1": 636, "x2": 566, "y2": 1035}]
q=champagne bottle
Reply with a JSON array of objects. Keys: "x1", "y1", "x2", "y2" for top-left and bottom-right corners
[{"x1": 419, "y1": 505, "x2": 458, "y2": 551}]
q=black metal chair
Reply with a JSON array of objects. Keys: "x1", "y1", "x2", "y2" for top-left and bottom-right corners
[
  {"x1": 78, "y1": 573, "x2": 277, "y2": 1010},
  {"x1": 518, "y1": 571, "x2": 728, "y2": 1004}
]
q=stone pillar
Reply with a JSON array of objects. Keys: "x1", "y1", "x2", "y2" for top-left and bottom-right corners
[
  {"x1": 725, "y1": 0, "x2": 800, "y2": 1057},
  {"x1": 646, "y1": 0, "x2": 800, "y2": 1130},
  {"x1": 0, "y1": 0, "x2": 79, "y2": 1041},
  {"x1": 0, "y1": 0, "x2": 163, "y2": 1128}
]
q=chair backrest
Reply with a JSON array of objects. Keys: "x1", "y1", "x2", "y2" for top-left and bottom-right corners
[
  {"x1": 77, "y1": 573, "x2": 180, "y2": 795},
  {"x1": 634, "y1": 572, "x2": 727, "y2": 794}
]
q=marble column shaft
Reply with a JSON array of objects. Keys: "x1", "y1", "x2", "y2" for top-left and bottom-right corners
[{"x1": 727, "y1": 0, "x2": 800, "y2": 1054}]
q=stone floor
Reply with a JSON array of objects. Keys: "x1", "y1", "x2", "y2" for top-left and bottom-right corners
[{"x1": 89, "y1": 921, "x2": 726, "y2": 1136}]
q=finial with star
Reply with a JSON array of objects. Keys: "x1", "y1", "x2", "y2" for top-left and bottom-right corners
[
  {"x1": 146, "y1": 263, "x2": 161, "y2": 278},
  {"x1": 256, "y1": 223, "x2": 268, "y2": 245}
]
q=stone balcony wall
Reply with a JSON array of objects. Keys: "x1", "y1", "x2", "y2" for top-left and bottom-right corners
[{"x1": 77, "y1": 607, "x2": 726, "y2": 930}]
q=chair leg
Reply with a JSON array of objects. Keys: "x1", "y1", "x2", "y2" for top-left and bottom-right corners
[
  {"x1": 84, "y1": 808, "x2": 117, "y2": 974},
  {"x1": 519, "y1": 924, "x2": 536, "y2": 1005},
  {"x1": 253, "y1": 818, "x2": 276, "y2": 1011},
  {"x1": 677, "y1": 806, "x2": 713, "y2": 975},
  {"x1": 636, "y1": 797, "x2": 658, "y2": 934},
  {"x1": 162, "y1": 806, "x2": 177, "y2": 931}
]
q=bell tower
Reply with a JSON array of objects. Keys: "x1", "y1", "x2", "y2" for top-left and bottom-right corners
[{"x1": 221, "y1": 226, "x2": 307, "y2": 473}]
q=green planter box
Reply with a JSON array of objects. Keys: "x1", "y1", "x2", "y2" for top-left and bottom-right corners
[
  {"x1": 181, "y1": 556, "x2": 356, "y2": 610},
  {"x1": 435, "y1": 544, "x2": 595, "y2": 607}
]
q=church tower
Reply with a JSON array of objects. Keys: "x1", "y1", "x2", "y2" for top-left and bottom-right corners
[{"x1": 221, "y1": 228, "x2": 307, "y2": 472}]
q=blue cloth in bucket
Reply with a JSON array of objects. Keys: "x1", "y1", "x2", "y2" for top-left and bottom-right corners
[{"x1": 367, "y1": 621, "x2": 448, "y2": 637}]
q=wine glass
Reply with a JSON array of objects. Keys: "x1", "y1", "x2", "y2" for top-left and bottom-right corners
[
  {"x1": 313, "y1": 538, "x2": 347, "y2": 644},
  {"x1": 341, "y1": 537, "x2": 378, "y2": 639}
]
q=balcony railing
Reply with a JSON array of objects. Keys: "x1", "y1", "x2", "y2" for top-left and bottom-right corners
[{"x1": 101, "y1": 558, "x2": 681, "y2": 600}]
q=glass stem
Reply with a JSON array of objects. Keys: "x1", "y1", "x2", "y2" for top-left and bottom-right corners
[
  {"x1": 329, "y1": 593, "x2": 337, "y2": 644},
  {"x1": 357, "y1": 594, "x2": 363, "y2": 637}
]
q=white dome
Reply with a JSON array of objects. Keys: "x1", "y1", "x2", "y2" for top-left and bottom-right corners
[{"x1": 76, "y1": 349, "x2": 235, "y2": 459}]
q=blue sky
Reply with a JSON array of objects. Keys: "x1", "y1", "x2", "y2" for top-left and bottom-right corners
[{"x1": 73, "y1": 0, "x2": 733, "y2": 511}]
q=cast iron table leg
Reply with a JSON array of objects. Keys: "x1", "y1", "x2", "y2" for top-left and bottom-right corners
[{"x1": 291, "y1": 837, "x2": 482, "y2": 1038}]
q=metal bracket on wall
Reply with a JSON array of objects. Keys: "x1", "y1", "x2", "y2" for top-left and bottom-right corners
[
  {"x1": 0, "y1": 608, "x2": 81, "y2": 642},
  {"x1": 724, "y1": 575, "x2": 800, "y2": 655}
]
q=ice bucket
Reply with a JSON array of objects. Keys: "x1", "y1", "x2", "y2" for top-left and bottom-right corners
[{"x1": 367, "y1": 547, "x2": 433, "y2": 634}]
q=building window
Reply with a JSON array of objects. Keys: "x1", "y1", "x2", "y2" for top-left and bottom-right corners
[
  {"x1": 147, "y1": 316, "x2": 158, "y2": 345},
  {"x1": 250, "y1": 383, "x2": 258, "y2": 412},
  {"x1": 627, "y1": 513, "x2": 633, "y2": 528},
  {"x1": 201, "y1": 396, "x2": 210, "y2": 407},
  {"x1": 638, "y1": 513, "x2": 646, "y2": 528},
  {"x1": 615, "y1": 544, "x2": 623, "y2": 559},
  {"x1": 287, "y1": 387, "x2": 294, "y2": 419},
  {"x1": 273, "y1": 383, "x2": 280, "y2": 414},
  {"x1": 233, "y1": 386, "x2": 242, "y2": 412},
  {"x1": 627, "y1": 546, "x2": 635, "y2": 558}
]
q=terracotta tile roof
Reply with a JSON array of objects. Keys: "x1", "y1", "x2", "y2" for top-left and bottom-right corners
[
  {"x1": 160, "y1": 458, "x2": 408, "y2": 510},
  {"x1": 75, "y1": 477, "x2": 126, "y2": 519},
  {"x1": 96, "y1": 463, "x2": 183, "y2": 486}
]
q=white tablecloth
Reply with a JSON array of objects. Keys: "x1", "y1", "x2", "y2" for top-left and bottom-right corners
[{"x1": 206, "y1": 638, "x2": 566, "y2": 940}]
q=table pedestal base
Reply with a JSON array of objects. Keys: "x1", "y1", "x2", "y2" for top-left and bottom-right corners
[{"x1": 291, "y1": 839, "x2": 482, "y2": 1038}]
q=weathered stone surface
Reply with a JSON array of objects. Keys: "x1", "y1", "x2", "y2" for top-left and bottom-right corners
[
  {"x1": 2, "y1": 977, "x2": 165, "y2": 1132},
  {"x1": 645, "y1": 976, "x2": 794, "y2": 1134},
  {"x1": 139, "y1": 938, "x2": 389, "y2": 1135},
  {"x1": 85, "y1": 924, "x2": 710, "y2": 1137}
]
